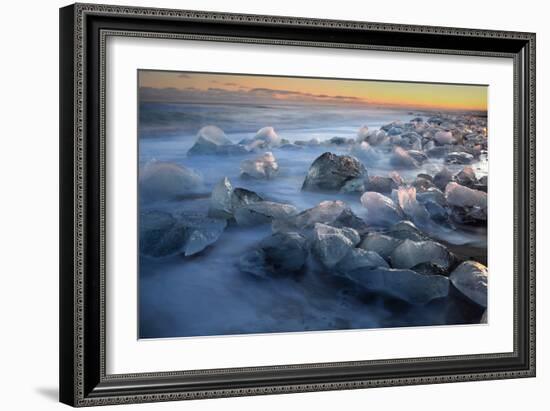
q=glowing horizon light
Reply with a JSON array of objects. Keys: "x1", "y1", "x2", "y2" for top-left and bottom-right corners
[{"x1": 138, "y1": 70, "x2": 488, "y2": 112}]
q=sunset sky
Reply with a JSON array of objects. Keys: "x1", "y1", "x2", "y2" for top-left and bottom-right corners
[{"x1": 139, "y1": 70, "x2": 487, "y2": 111}]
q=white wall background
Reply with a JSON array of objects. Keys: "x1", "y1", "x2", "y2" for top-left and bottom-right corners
[{"x1": 0, "y1": 0, "x2": 545, "y2": 409}]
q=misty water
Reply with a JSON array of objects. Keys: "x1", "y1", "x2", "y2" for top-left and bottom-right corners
[{"x1": 139, "y1": 102, "x2": 487, "y2": 339}]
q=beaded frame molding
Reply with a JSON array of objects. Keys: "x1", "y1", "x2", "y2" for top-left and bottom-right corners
[{"x1": 59, "y1": 3, "x2": 536, "y2": 407}]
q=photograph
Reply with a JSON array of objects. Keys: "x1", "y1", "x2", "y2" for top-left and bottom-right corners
[{"x1": 137, "y1": 70, "x2": 489, "y2": 339}]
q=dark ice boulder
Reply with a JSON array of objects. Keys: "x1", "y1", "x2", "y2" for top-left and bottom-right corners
[
  {"x1": 208, "y1": 177, "x2": 263, "y2": 219},
  {"x1": 381, "y1": 120, "x2": 403, "y2": 132},
  {"x1": 230, "y1": 187, "x2": 263, "y2": 210},
  {"x1": 390, "y1": 239, "x2": 452, "y2": 273},
  {"x1": 140, "y1": 210, "x2": 226, "y2": 257},
  {"x1": 423, "y1": 201, "x2": 448, "y2": 222},
  {"x1": 239, "y1": 232, "x2": 309, "y2": 278},
  {"x1": 417, "y1": 173, "x2": 433, "y2": 182},
  {"x1": 475, "y1": 175, "x2": 488, "y2": 193},
  {"x1": 340, "y1": 177, "x2": 366, "y2": 193},
  {"x1": 208, "y1": 177, "x2": 234, "y2": 219},
  {"x1": 417, "y1": 187, "x2": 446, "y2": 205},
  {"x1": 463, "y1": 133, "x2": 487, "y2": 147},
  {"x1": 345, "y1": 267, "x2": 449, "y2": 305},
  {"x1": 311, "y1": 223, "x2": 360, "y2": 267},
  {"x1": 259, "y1": 232, "x2": 309, "y2": 273},
  {"x1": 335, "y1": 248, "x2": 389, "y2": 272},
  {"x1": 187, "y1": 125, "x2": 247, "y2": 156},
  {"x1": 302, "y1": 152, "x2": 367, "y2": 192},
  {"x1": 331, "y1": 208, "x2": 370, "y2": 235},
  {"x1": 407, "y1": 150, "x2": 428, "y2": 165},
  {"x1": 455, "y1": 166, "x2": 478, "y2": 188},
  {"x1": 360, "y1": 192, "x2": 404, "y2": 227},
  {"x1": 359, "y1": 232, "x2": 401, "y2": 260},
  {"x1": 434, "y1": 167, "x2": 454, "y2": 191},
  {"x1": 427, "y1": 117, "x2": 444, "y2": 126},
  {"x1": 387, "y1": 220, "x2": 429, "y2": 242},
  {"x1": 238, "y1": 249, "x2": 268, "y2": 278},
  {"x1": 412, "y1": 176, "x2": 435, "y2": 192},
  {"x1": 434, "y1": 130, "x2": 455, "y2": 145},
  {"x1": 182, "y1": 216, "x2": 227, "y2": 256},
  {"x1": 327, "y1": 136, "x2": 353, "y2": 146},
  {"x1": 449, "y1": 261, "x2": 488, "y2": 307},
  {"x1": 426, "y1": 146, "x2": 452, "y2": 159},
  {"x1": 390, "y1": 147, "x2": 419, "y2": 169},
  {"x1": 139, "y1": 210, "x2": 177, "y2": 257},
  {"x1": 423, "y1": 140, "x2": 435, "y2": 151},
  {"x1": 139, "y1": 161, "x2": 203, "y2": 200},
  {"x1": 365, "y1": 175, "x2": 400, "y2": 194},
  {"x1": 445, "y1": 152, "x2": 474, "y2": 165},
  {"x1": 445, "y1": 182, "x2": 487, "y2": 210},
  {"x1": 396, "y1": 132, "x2": 422, "y2": 151},
  {"x1": 387, "y1": 126, "x2": 403, "y2": 136},
  {"x1": 273, "y1": 200, "x2": 349, "y2": 233},
  {"x1": 234, "y1": 201, "x2": 298, "y2": 226},
  {"x1": 417, "y1": 188, "x2": 449, "y2": 222}
]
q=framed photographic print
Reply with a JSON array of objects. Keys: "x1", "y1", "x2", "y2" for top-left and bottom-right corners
[{"x1": 59, "y1": 3, "x2": 536, "y2": 407}]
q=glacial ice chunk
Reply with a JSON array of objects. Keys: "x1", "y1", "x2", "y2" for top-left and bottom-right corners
[
  {"x1": 367, "y1": 129, "x2": 388, "y2": 146},
  {"x1": 434, "y1": 130, "x2": 454, "y2": 145},
  {"x1": 139, "y1": 210, "x2": 226, "y2": 257},
  {"x1": 293, "y1": 200, "x2": 348, "y2": 229},
  {"x1": 393, "y1": 186, "x2": 431, "y2": 227},
  {"x1": 445, "y1": 182, "x2": 487, "y2": 209},
  {"x1": 455, "y1": 166, "x2": 478, "y2": 188},
  {"x1": 187, "y1": 125, "x2": 246, "y2": 156},
  {"x1": 234, "y1": 201, "x2": 298, "y2": 226},
  {"x1": 139, "y1": 160, "x2": 203, "y2": 200},
  {"x1": 311, "y1": 223, "x2": 360, "y2": 268},
  {"x1": 390, "y1": 239, "x2": 452, "y2": 272},
  {"x1": 445, "y1": 152, "x2": 474, "y2": 165},
  {"x1": 359, "y1": 233, "x2": 402, "y2": 260},
  {"x1": 230, "y1": 187, "x2": 263, "y2": 211},
  {"x1": 253, "y1": 126, "x2": 281, "y2": 147},
  {"x1": 356, "y1": 125, "x2": 369, "y2": 142},
  {"x1": 390, "y1": 147, "x2": 419, "y2": 169},
  {"x1": 433, "y1": 167, "x2": 454, "y2": 191},
  {"x1": 331, "y1": 208, "x2": 369, "y2": 235},
  {"x1": 335, "y1": 248, "x2": 389, "y2": 272},
  {"x1": 350, "y1": 141, "x2": 379, "y2": 164},
  {"x1": 449, "y1": 261, "x2": 488, "y2": 307},
  {"x1": 208, "y1": 177, "x2": 233, "y2": 219},
  {"x1": 259, "y1": 232, "x2": 309, "y2": 273},
  {"x1": 346, "y1": 268, "x2": 450, "y2": 305},
  {"x1": 396, "y1": 132, "x2": 422, "y2": 151},
  {"x1": 240, "y1": 152, "x2": 279, "y2": 179},
  {"x1": 302, "y1": 152, "x2": 367, "y2": 192},
  {"x1": 360, "y1": 192, "x2": 404, "y2": 227}
]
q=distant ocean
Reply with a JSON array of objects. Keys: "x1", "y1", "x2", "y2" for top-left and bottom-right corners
[{"x1": 139, "y1": 101, "x2": 427, "y2": 139}]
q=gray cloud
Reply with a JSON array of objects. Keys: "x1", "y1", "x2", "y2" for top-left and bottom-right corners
[{"x1": 139, "y1": 85, "x2": 366, "y2": 105}]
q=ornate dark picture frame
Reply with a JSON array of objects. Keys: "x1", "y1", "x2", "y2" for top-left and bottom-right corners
[{"x1": 59, "y1": 3, "x2": 536, "y2": 407}]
